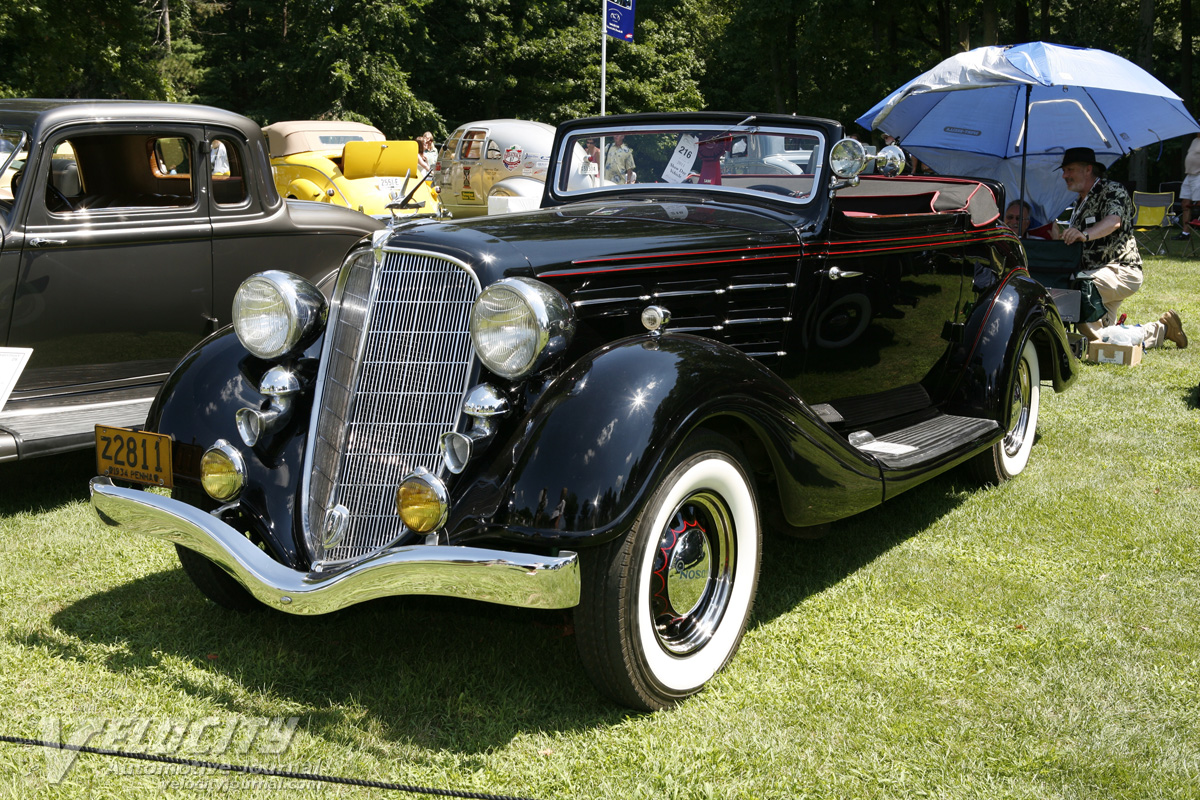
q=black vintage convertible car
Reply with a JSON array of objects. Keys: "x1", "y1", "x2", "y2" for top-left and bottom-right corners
[{"x1": 91, "y1": 112, "x2": 1076, "y2": 711}]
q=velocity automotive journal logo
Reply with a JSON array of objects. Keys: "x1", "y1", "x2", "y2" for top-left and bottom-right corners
[{"x1": 40, "y1": 714, "x2": 300, "y2": 784}]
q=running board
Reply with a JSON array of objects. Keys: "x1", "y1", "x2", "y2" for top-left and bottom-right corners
[
  {"x1": 849, "y1": 414, "x2": 1001, "y2": 471},
  {"x1": 0, "y1": 395, "x2": 155, "y2": 461}
]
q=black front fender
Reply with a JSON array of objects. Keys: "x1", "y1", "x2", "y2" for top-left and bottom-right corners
[
  {"x1": 148, "y1": 327, "x2": 319, "y2": 570},
  {"x1": 454, "y1": 333, "x2": 882, "y2": 549}
]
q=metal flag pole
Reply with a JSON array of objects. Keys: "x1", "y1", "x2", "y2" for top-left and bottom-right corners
[
  {"x1": 600, "y1": 0, "x2": 607, "y2": 116},
  {"x1": 1019, "y1": 84, "x2": 1030, "y2": 215}
]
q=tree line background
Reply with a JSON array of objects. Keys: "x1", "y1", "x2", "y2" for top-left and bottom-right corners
[{"x1": 1, "y1": 0, "x2": 1196, "y2": 184}]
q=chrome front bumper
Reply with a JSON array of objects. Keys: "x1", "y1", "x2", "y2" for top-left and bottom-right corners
[{"x1": 90, "y1": 478, "x2": 580, "y2": 613}]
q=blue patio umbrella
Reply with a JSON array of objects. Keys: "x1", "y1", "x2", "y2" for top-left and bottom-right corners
[{"x1": 856, "y1": 42, "x2": 1200, "y2": 226}]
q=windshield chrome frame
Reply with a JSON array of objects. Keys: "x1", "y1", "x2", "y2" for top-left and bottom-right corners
[{"x1": 548, "y1": 122, "x2": 826, "y2": 207}]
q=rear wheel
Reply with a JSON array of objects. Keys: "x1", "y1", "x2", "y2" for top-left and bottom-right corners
[
  {"x1": 969, "y1": 337, "x2": 1040, "y2": 484},
  {"x1": 172, "y1": 487, "x2": 260, "y2": 613},
  {"x1": 574, "y1": 432, "x2": 761, "y2": 711}
]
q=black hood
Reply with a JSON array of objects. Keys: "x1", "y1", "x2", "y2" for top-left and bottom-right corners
[{"x1": 384, "y1": 198, "x2": 808, "y2": 285}]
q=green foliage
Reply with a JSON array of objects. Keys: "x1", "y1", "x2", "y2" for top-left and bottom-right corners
[
  {"x1": 0, "y1": 0, "x2": 169, "y2": 99},
  {"x1": 0, "y1": 0, "x2": 1196, "y2": 174}
]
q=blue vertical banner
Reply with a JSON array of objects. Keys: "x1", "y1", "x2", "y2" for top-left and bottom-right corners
[{"x1": 605, "y1": 0, "x2": 636, "y2": 42}]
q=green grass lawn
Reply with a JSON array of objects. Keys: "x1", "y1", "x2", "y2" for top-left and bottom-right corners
[{"x1": 1, "y1": 253, "x2": 1198, "y2": 799}]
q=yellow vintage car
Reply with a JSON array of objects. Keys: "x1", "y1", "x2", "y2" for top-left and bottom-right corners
[{"x1": 263, "y1": 120, "x2": 444, "y2": 220}]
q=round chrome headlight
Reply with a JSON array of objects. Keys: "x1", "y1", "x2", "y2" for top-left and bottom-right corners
[
  {"x1": 470, "y1": 278, "x2": 574, "y2": 380},
  {"x1": 232, "y1": 270, "x2": 325, "y2": 360}
]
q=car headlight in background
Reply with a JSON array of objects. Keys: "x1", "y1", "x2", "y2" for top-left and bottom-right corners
[
  {"x1": 232, "y1": 270, "x2": 326, "y2": 359},
  {"x1": 469, "y1": 277, "x2": 574, "y2": 379}
]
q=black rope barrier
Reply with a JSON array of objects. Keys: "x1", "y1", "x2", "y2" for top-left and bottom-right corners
[{"x1": 1, "y1": 734, "x2": 543, "y2": 800}]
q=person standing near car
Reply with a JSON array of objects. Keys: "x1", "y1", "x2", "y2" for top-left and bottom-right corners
[
  {"x1": 417, "y1": 131, "x2": 438, "y2": 173},
  {"x1": 1054, "y1": 146, "x2": 1187, "y2": 349},
  {"x1": 1175, "y1": 131, "x2": 1200, "y2": 238},
  {"x1": 604, "y1": 134, "x2": 636, "y2": 184}
]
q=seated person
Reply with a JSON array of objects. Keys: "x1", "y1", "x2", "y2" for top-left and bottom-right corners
[{"x1": 1003, "y1": 199, "x2": 1046, "y2": 237}]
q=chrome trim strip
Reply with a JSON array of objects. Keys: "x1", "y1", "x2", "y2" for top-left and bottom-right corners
[
  {"x1": 300, "y1": 248, "x2": 380, "y2": 557},
  {"x1": 724, "y1": 316, "x2": 793, "y2": 325},
  {"x1": 571, "y1": 294, "x2": 651, "y2": 308},
  {"x1": 653, "y1": 288, "x2": 725, "y2": 298},
  {"x1": 726, "y1": 282, "x2": 796, "y2": 291},
  {"x1": 91, "y1": 478, "x2": 580, "y2": 612}
]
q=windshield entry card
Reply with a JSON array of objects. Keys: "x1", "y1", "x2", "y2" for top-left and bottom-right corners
[
  {"x1": 661, "y1": 134, "x2": 698, "y2": 183},
  {"x1": 0, "y1": 347, "x2": 32, "y2": 411}
]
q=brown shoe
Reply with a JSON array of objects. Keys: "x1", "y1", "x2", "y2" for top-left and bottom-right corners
[{"x1": 1160, "y1": 310, "x2": 1188, "y2": 349}]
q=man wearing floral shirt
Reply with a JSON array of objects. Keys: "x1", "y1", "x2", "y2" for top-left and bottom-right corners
[{"x1": 1055, "y1": 147, "x2": 1187, "y2": 349}]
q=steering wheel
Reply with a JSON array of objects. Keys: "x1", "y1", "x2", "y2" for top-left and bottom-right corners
[{"x1": 747, "y1": 184, "x2": 801, "y2": 198}]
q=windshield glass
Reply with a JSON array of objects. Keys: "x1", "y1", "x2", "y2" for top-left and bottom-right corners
[
  {"x1": 554, "y1": 123, "x2": 824, "y2": 204},
  {"x1": 0, "y1": 128, "x2": 29, "y2": 222}
]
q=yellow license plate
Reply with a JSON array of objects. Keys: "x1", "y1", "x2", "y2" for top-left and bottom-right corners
[{"x1": 95, "y1": 425, "x2": 173, "y2": 488}]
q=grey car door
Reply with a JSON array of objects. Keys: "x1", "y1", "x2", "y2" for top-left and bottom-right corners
[{"x1": 8, "y1": 125, "x2": 213, "y2": 393}]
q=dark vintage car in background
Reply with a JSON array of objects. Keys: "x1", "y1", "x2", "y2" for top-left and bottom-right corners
[
  {"x1": 91, "y1": 112, "x2": 1077, "y2": 710},
  {"x1": 0, "y1": 99, "x2": 381, "y2": 462}
]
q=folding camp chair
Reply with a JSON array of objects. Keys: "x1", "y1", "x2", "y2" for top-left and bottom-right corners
[
  {"x1": 1159, "y1": 181, "x2": 1183, "y2": 218},
  {"x1": 1182, "y1": 219, "x2": 1200, "y2": 258},
  {"x1": 1023, "y1": 239, "x2": 1098, "y2": 357},
  {"x1": 1131, "y1": 191, "x2": 1175, "y2": 256}
]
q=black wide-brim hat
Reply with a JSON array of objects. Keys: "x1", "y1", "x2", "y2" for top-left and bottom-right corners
[{"x1": 1058, "y1": 147, "x2": 1106, "y2": 172}]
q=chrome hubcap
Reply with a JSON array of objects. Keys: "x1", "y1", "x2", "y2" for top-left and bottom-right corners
[
  {"x1": 649, "y1": 491, "x2": 735, "y2": 655},
  {"x1": 1004, "y1": 357, "x2": 1031, "y2": 457}
]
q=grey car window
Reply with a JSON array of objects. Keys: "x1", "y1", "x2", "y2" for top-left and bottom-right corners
[
  {"x1": 44, "y1": 132, "x2": 198, "y2": 214},
  {"x1": 211, "y1": 136, "x2": 247, "y2": 206}
]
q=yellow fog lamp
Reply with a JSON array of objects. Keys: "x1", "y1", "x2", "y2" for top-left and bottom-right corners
[
  {"x1": 395, "y1": 467, "x2": 449, "y2": 532},
  {"x1": 200, "y1": 440, "x2": 247, "y2": 502}
]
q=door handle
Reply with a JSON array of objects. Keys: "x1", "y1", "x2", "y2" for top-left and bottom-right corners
[
  {"x1": 29, "y1": 237, "x2": 67, "y2": 247},
  {"x1": 827, "y1": 266, "x2": 863, "y2": 280}
]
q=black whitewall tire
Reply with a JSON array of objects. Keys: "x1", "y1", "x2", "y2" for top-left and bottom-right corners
[
  {"x1": 970, "y1": 337, "x2": 1041, "y2": 484},
  {"x1": 575, "y1": 432, "x2": 761, "y2": 711}
]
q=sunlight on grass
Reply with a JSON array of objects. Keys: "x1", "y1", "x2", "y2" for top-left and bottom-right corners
[{"x1": 1, "y1": 256, "x2": 1198, "y2": 799}]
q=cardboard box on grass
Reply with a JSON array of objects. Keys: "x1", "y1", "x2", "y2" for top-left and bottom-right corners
[{"x1": 1087, "y1": 340, "x2": 1143, "y2": 366}]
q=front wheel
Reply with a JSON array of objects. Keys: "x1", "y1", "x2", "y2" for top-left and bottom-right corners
[
  {"x1": 969, "y1": 337, "x2": 1041, "y2": 484},
  {"x1": 172, "y1": 487, "x2": 261, "y2": 613},
  {"x1": 574, "y1": 432, "x2": 761, "y2": 711}
]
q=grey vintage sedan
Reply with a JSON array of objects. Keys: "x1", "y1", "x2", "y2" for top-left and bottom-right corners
[{"x1": 0, "y1": 99, "x2": 381, "y2": 462}]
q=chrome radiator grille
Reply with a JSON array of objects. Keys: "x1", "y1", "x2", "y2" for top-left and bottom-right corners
[{"x1": 304, "y1": 249, "x2": 479, "y2": 565}]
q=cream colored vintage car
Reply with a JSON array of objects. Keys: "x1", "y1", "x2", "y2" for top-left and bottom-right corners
[
  {"x1": 432, "y1": 119, "x2": 557, "y2": 217},
  {"x1": 263, "y1": 120, "x2": 443, "y2": 220}
]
